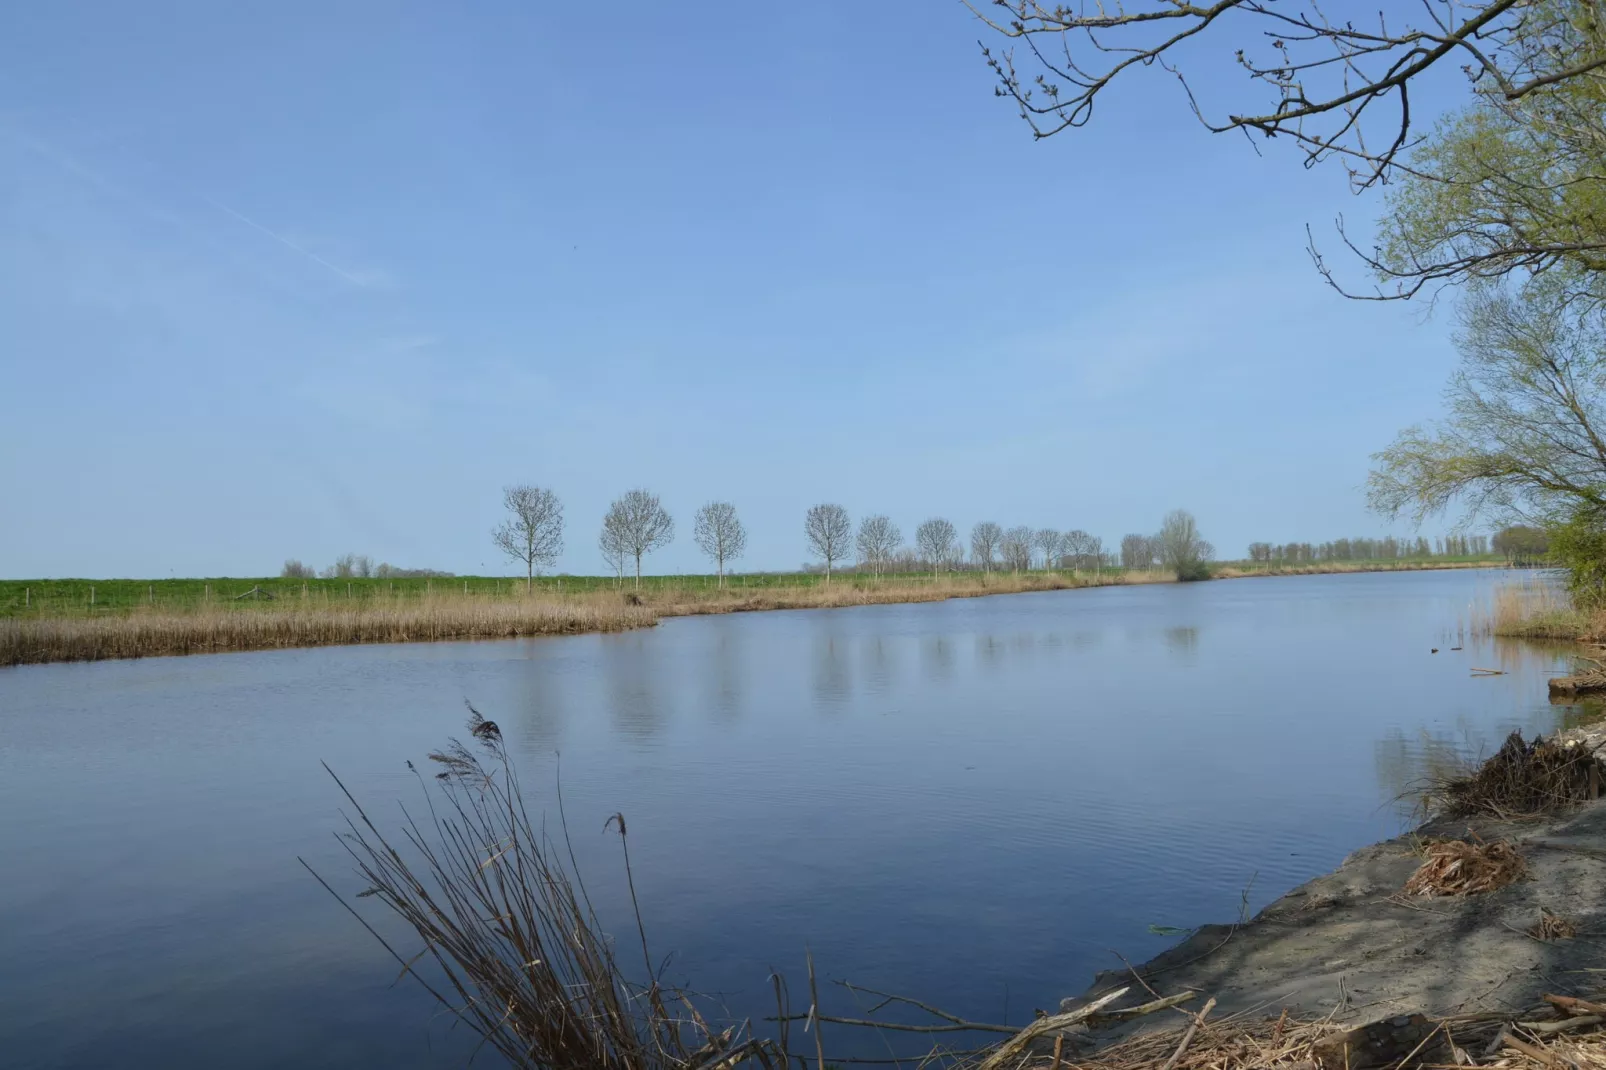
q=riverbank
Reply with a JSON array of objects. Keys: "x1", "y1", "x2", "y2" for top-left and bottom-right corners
[
  {"x1": 1055, "y1": 723, "x2": 1606, "y2": 1062},
  {"x1": 1, "y1": 560, "x2": 1509, "y2": 666},
  {"x1": 3, "y1": 552, "x2": 1516, "y2": 661},
  {"x1": 0, "y1": 571, "x2": 1146, "y2": 666}
]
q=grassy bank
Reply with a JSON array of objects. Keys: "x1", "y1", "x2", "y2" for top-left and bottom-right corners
[
  {"x1": 1214, "y1": 555, "x2": 1505, "y2": 577},
  {"x1": 0, "y1": 571, "x2": 1166, "y2": 666},
  {"x1": 0, "y1": 557, "x2": 1517, "y2": 667},
  {"x1": 1475, "y1": 580, "x2": 1600, "y2": 641}
]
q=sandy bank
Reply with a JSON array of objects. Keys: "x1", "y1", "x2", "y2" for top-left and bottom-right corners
[{"x1": 1062, "y1": 725, "x2": 1606, "y2": 1042}]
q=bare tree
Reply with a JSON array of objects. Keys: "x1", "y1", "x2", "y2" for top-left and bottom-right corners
[
  {"x1": 804, "y1": 503, "x2": 852, "y2": 583},
  {"x1": 692, "y1": 501, "x2": 746, "y2": 586},
  {"x1": 855, "y1": 515, "x2": 902, "y2": 577},
  {"x1": 492, "y1": 485, "x2": 565, "y2": 592},
  {"x1": 970, "y1": 521, "x2": 1003, "y2": 572},
  {"x1": 1121, "y1": 533, "x2": 1159, "y2": 570},
  {"x1": 601, "y1": 489, "x2": 674, "y2": 588},
  {"x1": 1033, "y1": 528, "x2": 1062, "y2": 571},
  {"x1": 1063, "y1": 530, "x2": 1093, "y2": 571},
  {"x1": 322, "y1": 553, "x2": 358, "y2": 579},
  {"x1": 1158, "y1": 510, "x2": 1215, "y2": 581},
  {"x1": 281, "y1": 559, "x2": 314, "y2": 579},
  {"x1": 1001, "y1": 525, "x2": 1034, "y2": 573},
  {"x1": 974, "y1": 2, "x2": 1587, "y2": 187},
  {"x1": 598, "y1": 524, "x2": 627, "y2": 587},
  {"x1": 1083, "y1": 534, "x2": 1104, "y2": 573},
  {"x1": 915, "y1": 517, "x2": 960, "y2": 577},
  {"x1": 352, "y1": 554, "x2": 374, "y2": 579}
]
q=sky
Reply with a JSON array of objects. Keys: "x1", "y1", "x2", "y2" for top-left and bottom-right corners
[{"x1": 0, "y1": 2, "x2": 1480, "y2": 578}]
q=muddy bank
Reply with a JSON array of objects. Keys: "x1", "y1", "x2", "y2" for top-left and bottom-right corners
[{"x1": 1063, "y1": 730, "x2": 1606, "y2": 1038}]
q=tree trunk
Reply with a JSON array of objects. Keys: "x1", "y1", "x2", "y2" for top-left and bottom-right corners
[
  {"x1": 526, "y1": 561, "x2": 533, "y2": 594},
  {"x1": 634, "y1": 554, "x2": 642, "y2": 588}
]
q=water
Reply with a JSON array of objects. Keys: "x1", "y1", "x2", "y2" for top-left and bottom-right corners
[{"x1": 0, "y1": 569, "x2": 1586, "y2": 1068}]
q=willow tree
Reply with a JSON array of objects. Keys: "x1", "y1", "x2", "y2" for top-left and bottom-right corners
[{"x1": 1370, "y1": 278, "x2": 1606, "y2": 530}]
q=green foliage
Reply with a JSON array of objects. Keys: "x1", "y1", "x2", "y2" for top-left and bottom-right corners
[
  {"x1": 1175, "y1": 560, "x2": 1212, "y2": 583},
  {"x1": 1369, "y1": 278, "x2": 1606, "y2": 527},
  {"x1": 1377, "y1": 1, "x2": 1606, "y2": 298},
  {"x1": 1550, "y1": 508, "x2": 1606, "y2": 608}
]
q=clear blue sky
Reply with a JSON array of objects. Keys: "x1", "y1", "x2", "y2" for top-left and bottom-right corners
[{"x1": 0, "y1": 2, "x2": 1472, "y2": 578}]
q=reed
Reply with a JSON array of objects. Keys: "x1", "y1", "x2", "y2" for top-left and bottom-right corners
[
  {"x1": 0, "y1": 571, "x2": 1169, "y2": 666},
  {"x1": 310, "y1": 707, "x2": 788, "y2": 1069},
  {"x1": 1467, "y1": 580, "x2": 1590, "y2": 640},
  {"x1": 0, "y1": 591, "x2": 656, "y2": 666}
]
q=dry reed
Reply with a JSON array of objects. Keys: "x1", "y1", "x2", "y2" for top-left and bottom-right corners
[
  {"x1": 0, "y1": 592, "x2": 656, "y2": 666},
  {"x1": 308, "y1": 706, "x2": 788, "y2": 1069},
  {"x1": 1470, "y1": 582, "x2": 1590, "y2": 641},
  {"x1": 1402, "y1": 838, "x2": 1530, "y2": 897},
  {"x1": 1435, "y1": 731, "x2": 1606, "y2": 819},
  {"x1": 0, "y1": 572, "x2": 1166, "y2": 666}
]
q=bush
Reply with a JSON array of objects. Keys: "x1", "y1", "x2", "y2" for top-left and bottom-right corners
[
  {"x1": 1176, "y1": 560, "x2": 1213, "y2": 582},
  {"x1": 1549, "y1": 508, "x2": 1606, "y2": 608}
]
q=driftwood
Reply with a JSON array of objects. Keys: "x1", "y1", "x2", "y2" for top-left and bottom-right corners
[
  {"x1": 975, "y1": 988, "x2": 1132, "y2": 1070},
  {"x1": 1159, "y1": 997, "x2": 1215, "y2": 1070}
]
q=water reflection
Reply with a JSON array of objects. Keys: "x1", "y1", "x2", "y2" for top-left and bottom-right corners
[
  {"x1": 707, "y1": 625, "x2": 743, "y2": 721},
  {"x1": 861, "y1": 637, "x2": 895, "y2": 695},
  {"x1": 1164, "y1": 626, "x2": 1198, "y2": 659},
  {"x1": 921, "y1": 636, "x2": 955, "y2": 677},
  {"x1": 602, "y1": 634, "x2": 670, "y2": 741},
  {"x1": 813, "y1": 635, "x2": 851, "y2": 708},
  {"x1": 511, "y1": 663, "x2": 568, "y2": 752}
]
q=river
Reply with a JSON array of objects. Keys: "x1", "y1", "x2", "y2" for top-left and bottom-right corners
[{"x1": 0, "y1": 569, "x2": 1585, "y2": 1068}]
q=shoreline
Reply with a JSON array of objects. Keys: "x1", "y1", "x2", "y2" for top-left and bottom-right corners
[
  {"x1": 1, "y1": 560, "x2": 1509, "y2": 667},
  {"x1": 1059, "y1": 721, "x2": 1606, "y2": 1050}
]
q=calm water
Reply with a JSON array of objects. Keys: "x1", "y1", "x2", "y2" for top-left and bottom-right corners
[{"x1": 0, "y1": 570, "x2": 1586, "y2": 1068}]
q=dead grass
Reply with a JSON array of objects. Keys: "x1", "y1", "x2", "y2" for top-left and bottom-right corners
[
  {"x1": 311, "y1": 707, "x2": 788, "y2": 1069},
  {"x1": 1005, "y1": 1005, "x2": 1606, "y2": 1070},
  {"x1": 1402, "y1": 838, "x2": 1530, "y2": 897},
  {"x1": 1530, "y1": 909, "x2": 1578, "y2": 941},
  {"x1": 1434, "y1": 731, "x2": 1606, "y2": 819},
  {"x1": 1470, "y1": 582, "x2": 1594, "y2": 641},
  {"x1": 0, "y1": 591, "x2": 657, "y2": 666},
  {"x1": 0, "y1": 572, "x2": 1170, "y2": 666}
]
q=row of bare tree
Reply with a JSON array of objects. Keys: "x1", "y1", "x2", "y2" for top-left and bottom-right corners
[
  {"x1": 1243, "y1": 535, "x2": 1492, "y2": 564},
  {"x1": 493, "y1": 487, "x2": 1215, "y2": 587}
]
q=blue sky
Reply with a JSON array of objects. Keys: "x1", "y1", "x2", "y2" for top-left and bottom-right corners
[{"x1": 0, "y1": 2, "x2": 1474, "y2": 578}]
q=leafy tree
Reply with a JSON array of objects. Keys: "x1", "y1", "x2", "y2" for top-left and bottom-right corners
[
  {"x1": 1158, "y1": 510, "x2": 1214, "y2": 582},
  {"x1": 1370, "y1": 278, "x2": 1606, "y2": 527}
]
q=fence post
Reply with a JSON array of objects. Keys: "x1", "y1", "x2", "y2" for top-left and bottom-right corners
[
  {"x1": 90, "y1": 585, "x2": 95, "y2": 606},
  {"x1": 25, "y1": 586, "x2": 29, "y2": 608}
]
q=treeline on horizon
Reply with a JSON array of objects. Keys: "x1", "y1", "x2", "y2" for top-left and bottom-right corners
[
  {"x1": 1243, "y1": 534, "x2": 1492, "y2": 564},
  {"x1": 268, "y1": 482, "x2": 1519, "y2": 587}
]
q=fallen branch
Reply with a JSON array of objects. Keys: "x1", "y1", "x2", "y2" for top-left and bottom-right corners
[
  {"x1": 1545, "y1": 995, "x2": 1606, "y2": 1017},
  {"x1": 1519, "y1": 1015, "x2": 1603, "y2": 1036},
  {"x1": 1160, "y1": 997, "x2": 1216, "y2": 1070},
  {"x1": 976, "y1": 988, "x2": 1131, "y2": 1070}
]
